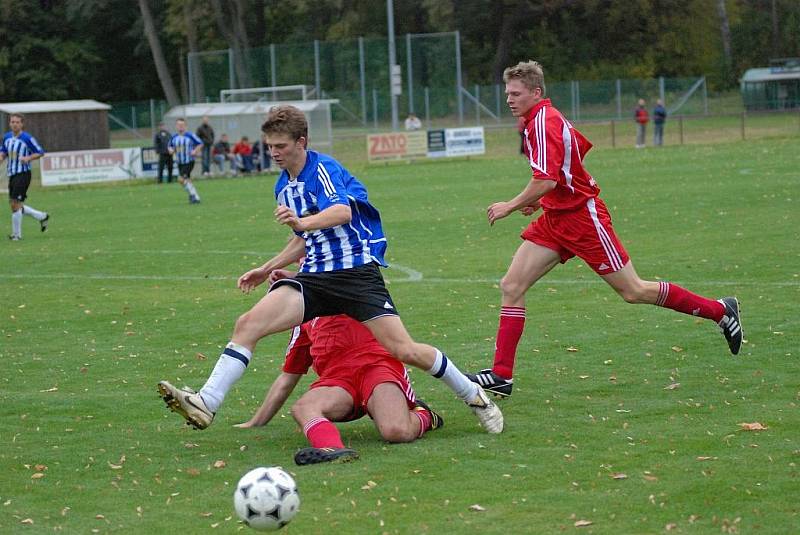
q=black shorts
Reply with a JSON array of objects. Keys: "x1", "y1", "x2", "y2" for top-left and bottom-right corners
[
  {"x1": 178, "y1": 162, "x2": 194, "y2": 178},
  {"x1": 8, "y1": 171, "x2": 32, "y2": 202},
  {"x1": 270, "y1": 262, "x2": 398, "y2": 323}
]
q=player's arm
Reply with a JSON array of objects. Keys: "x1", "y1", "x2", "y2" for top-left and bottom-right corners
[
  {"x1": 191, "y1": 135, "x2": 203, "y2": 157},
  {"x1": 487, "y1": 178, "x2": 555, "y2": 225},
  {"x1": 274, "y1": 203, "x2": 351, "y2": 233},
  {"x1": 233, "y1": 372, "x2": 303, "y2": 428},
  {"x1": 238, "y1": 235, "x2": 306, "y2": 293}
]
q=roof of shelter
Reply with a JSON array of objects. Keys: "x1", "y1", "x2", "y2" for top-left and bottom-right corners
[
  {"x1": 0, "y1": 99, "x2": 111, "y2": 113},
  {"x1": 741, "y1": 67, "x2": 800, "y2": 83},
  {"x1": 164, "y1": 100, "x2": 338, "y2": 119}
]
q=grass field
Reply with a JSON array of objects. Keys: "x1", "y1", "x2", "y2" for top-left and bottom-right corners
[{"x1": 1, "y1": 134, "x2": 799, "y2": 534}]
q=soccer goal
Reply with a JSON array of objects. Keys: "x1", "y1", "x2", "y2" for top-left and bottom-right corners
[{"x1": 220, "y1": 85, "x2": 315, "y2": 104}]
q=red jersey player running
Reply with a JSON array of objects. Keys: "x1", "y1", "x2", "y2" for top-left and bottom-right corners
[
  {"x1": 466, "y1": 61, "x2": 743, "y2": 398},
  {"x1": 235, "y1": 310, "x2": 443, "y2": 465}
]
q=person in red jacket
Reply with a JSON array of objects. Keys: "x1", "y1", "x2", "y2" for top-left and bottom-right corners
[
  {"x1": 233, "y1": 136, "x2": 254, "y2": 173},
  {"x1": 465, "y1": 61, "x2": 743, "y2": 398},
  {"x1": 634, "y1": 98, "x2": 649, "y2": 148}
]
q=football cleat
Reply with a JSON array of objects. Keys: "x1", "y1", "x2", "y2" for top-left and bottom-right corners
[
  {"x1": 8, "y1": 234, "x2": 21, "y2": 241},
  {"x1": 466, "y1": 387, "x2": 504, "y2": 434},
  {"x1": 294, "y1": 447, "x2": 359, "y2": 466},
  {"x1": 718, "y1": 297, "x2": 743, "y2": 355},
  {"x1": 40, "y1": 214, "x2": 49, "y2": 232},
  {"x1": 466, "y1": 368, "x2": 513, "y2": 398},
  {"x1": 413, "y1": 399, "x2": 444, "y2": 431},
  {"x1": 157, "y1": 380, "x2": 215, "y2": 429}
]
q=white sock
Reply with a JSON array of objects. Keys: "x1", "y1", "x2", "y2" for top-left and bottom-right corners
[
  {"x1": 199, "y1": 342, "x2": 252, "y2": 412},
  {"x1": 22, "y1": 205, "x2": 46, "y2": 221},
  {"x1": 11, "y1": 209, "x2": 22, "y2": 237},
  {"x1": 184, "y1": 182, "x2": 199, "y2": 199},
  {"x1": 427, "y1": 349, "x2": 479, "y2": 402}
]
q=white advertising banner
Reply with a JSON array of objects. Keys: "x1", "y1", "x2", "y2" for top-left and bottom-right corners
[
  {"x1": 444, "y1": 127, "x2": 485, "y2": 157},
  {"x1": 40, "y1": 148, "x2": 144, "y2": 186}
]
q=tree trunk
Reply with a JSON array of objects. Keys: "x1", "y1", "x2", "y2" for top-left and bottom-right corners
[
  {"x1": 210, "y1": 0, "x2": 253, "y2": 89},
  {"x1": 491, "y1": 10, "x2": 518, "y2": 85},
  {"x1": 771, "y1": 0, "x2": 780, "y2": 57},
  {"x1": 716, "y1": 0, "x2": 733, "y2": 73},
  {"x1": 138, "y1": 0, "x2": 180, "y2": 107},
  {"x1": 183, "y1": 0, "x2": 205, "y2": 101}
]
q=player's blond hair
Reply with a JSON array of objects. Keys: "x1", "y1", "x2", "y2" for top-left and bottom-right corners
[
  {"x1": 503, "y1": 61, "x2": 546, "y2": 96},
  {"x1": 262, "y1": 105, "x2": 308, "y2": 142}
]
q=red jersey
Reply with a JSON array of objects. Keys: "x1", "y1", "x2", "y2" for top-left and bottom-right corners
[
  {"x1": 519, "y1": 99, "x2": 600, "y2": 212},
  {"x1": 282, "y1": 315, "x2": 402, "y2": 378}
]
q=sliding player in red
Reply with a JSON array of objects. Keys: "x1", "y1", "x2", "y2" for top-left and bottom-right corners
[
  {"x1": 235, "y1": 309, "x2": 442, "y2": 465},
  {"x1": 467, "y1": 61, "x2": 743, "y2": 398}
]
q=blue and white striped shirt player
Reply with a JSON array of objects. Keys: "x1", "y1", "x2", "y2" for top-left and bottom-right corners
[
  {"x1": 1, "y1": 131, "x2": 45, "y2": 176},
  {"x1": 274, "y1": 150, "x2": 388, "y2": 273},
  {"x1": 169, "y1": 132, "x2": 203, "y2": 164}
]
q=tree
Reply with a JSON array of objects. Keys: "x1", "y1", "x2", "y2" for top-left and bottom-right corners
[
  {"x1": 138, "y1": 0, "x2": 180, "y2": 106},
  {"x1": 210, "y1": 0, "x2": 254, "y2": 89}
]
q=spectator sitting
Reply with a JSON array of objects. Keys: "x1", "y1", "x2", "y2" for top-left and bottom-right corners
[
  {"x1": 212, "y1": 134, "x2": 236, "y2": 175},
  {"x1": 404, "y1": 113, "x2": 422, "y2": 131},
  {"x1": 233, "y1": 136, "x2": 254, "y2": 173},
  {"x1": 251, "y1": 133, "x2": 272, "y2": 172}
]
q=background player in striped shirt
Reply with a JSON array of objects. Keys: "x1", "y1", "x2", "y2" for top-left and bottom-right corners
[
  {"x1": 0, "y1": 113, "x2": 49, "y2": 241},
  {"x1": 168, "y1": 118, "x2": 202, "y2": 204},
  {"x1": 235, "y1": 310, "x2": 443, "y2": 466},
  {"x1": 467, "y1": 61, "x2": 743, "y2": 398},
  {"x1": 159, "y1": 105, "x2": 502, "y2": 435}
]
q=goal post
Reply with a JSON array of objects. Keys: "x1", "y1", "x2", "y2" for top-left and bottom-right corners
[{"x1": 219, "y1": 85, "x2": 313, "y2": 103}]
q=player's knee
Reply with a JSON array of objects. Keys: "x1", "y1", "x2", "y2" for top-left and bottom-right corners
[
  {"x1": 618, "y1": 285, "x2": 648, "y2": 304},
  {"x1": 379, "y1": 422, "x2": 414, "y2": 443},
  {"x1": 499, "y1": 275, "x2": 526, "y2": 300}
]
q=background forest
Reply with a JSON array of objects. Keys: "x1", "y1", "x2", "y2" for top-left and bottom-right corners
[{"x1": 0, "y1": 0, "x2": 798, "y2": 105}]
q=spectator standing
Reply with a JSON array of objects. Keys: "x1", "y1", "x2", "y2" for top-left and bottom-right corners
[
  {"x1": 153, "y1": 121, "x2": 174, "y2": 183},
  {"x1": 212, "y1": 134, "x2": 236, "y2": 175},
  {"x1": 1, "y1": 113, "x2": 48, "y2": 241},
  {"x1": 653, "y1": 99, "x2": 667, "y2": 146},
  {"x1": 404, "y1": 113, "x2": 422, "y2": 131},
  {"x1": 634, "y1": 99, "x2": 649, "y2": 148},
  {"x1": 233, "y1": 136, "x2": 254, "y2": 173},
  {"x1": 195, "y1": 115, "x2": 215, "y2": 176}
]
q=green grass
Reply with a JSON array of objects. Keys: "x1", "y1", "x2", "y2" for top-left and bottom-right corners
[{"x1": 1, "y1": 135, "x2": 799, "y2": 534}]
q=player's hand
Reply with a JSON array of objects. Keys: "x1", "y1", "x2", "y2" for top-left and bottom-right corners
[
  {"x1": 233, "y1": 420, "x2": 262, "y2": 428},
  {"x1": 519, "y1": 201, "x2": 541, "y2": 216},
  {"x1": 269, "y1": 269, "x2": 297, "y2": 284},
  {"x1": 274, "y1": 205, "x2": 305, "y2": 231},
  {"x1": 19, "y1": 156, "x2": 31, "y2": 163},
  {"x1": 238, "y1": 267, "x2": 270, "y2": 293},
  {"x1": 487, "y1": 202, "x2": 513, "y2": 225}
]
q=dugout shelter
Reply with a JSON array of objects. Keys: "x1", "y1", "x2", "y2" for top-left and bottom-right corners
[
  {"x1": 0, "y1": 100, "x2": 111, "y2": 151},
  {"x1": 740, "y1": 58, "x2": 800, "y2": 111},
  {"x1": 164, "y1": 99, "x2": 337, "y2": 153}
]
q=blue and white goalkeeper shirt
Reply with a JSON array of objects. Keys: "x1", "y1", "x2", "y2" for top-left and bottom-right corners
[
  {"x1": 169, "y1": 132, "x2": 203, "y2": 164},
  {"x1": 274, "y1": 150, "x2": 388, "y2": 273},
  {"x1": 1, "y1": 131, "x2": 45, "y2": 176}
]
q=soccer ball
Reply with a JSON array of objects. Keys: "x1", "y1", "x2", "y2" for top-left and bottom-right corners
[{"x1": 233, "y1": 466, "x2": 300, "y2": 531}]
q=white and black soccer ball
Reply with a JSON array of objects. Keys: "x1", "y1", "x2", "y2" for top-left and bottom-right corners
[{"x1": 233, "y1": 466, "x2": 300, "y2": 531}]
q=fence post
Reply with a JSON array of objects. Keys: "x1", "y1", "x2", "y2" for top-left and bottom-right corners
[
  {"x1": 424, "y1": 86, "x2": 430, "y2": 127},
  {"x1": 475, "y1": 84, "x2": 480, "y2": 125},
  {"x1": 616, "y1": 79, "x2": 622, "y2": 119},
  {"x1": 131, "y1": 107, "x2": 136, "y2": 130},
  {"x1": 228, "y1": 48, "x2": 235, "y2": 90},
  {"x1": 270, "y1": 44, "x2": 277, "y2": 99},
  {"x1": 610, "y1": 119, "x2": 616, "y2": 148},
  {"x1": 373, "y1": 88, "x2": 379, "y2": 130},
  {"x1": 314, "y1": 40, "x2": 321, "y2": 97},
  {"x1": 659, "y1": 76, "x2": 665, "y2": 103},
  {"x1": 495, "y1": 84, "x2": 501, "y2": 121},
  {"x1": 359, "y1": 37, "x2": 367, "y2": 125},
  {"x1": 406, "y1": 33, "x2": 414, "y2": 114},
  {"x1": 703, "y1": 76, "x2": 708, "y2": 115},
  {"x1": 679, "y1": 115, "x2": 684, "y2": 145},
  {"x1": 150, "y1": 99, "x2": 156, "y2": 137},
  {"x1": 575, "y1": 80, "x2": 581, "y2": 121},
  {"x1": 455, "y1": 30, "x2": 463, "y2": 124},
  {"x1": 741, "y1": 111, "x2": 746, "y2": 140}
]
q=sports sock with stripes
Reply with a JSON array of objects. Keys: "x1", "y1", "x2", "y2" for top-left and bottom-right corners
[
  {"x1": 656, "y1": 282, "x2": 725, "y2": 322},
  {"x1": 427, "y1": 349, "x2": 479, "y2": 402},
  {"x1": 413, "y1": 409, "x2": 433, "y2": 438},
  {"x1": 492, "y1": 306, "x2": 526, "y2": 379},
  {"x1": 199, "y1": 342, "x2": 251, "y2": 412},
  {"x1": 304, "y1": 417, "x2": 344, "y2": 448},
  {"x1": 22, "y1": 204, "x2": 46, "y2": 221}
]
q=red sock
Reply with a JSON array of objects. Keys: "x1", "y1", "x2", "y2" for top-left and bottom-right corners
[
  {"x1": 492, "y1": 306, "x2": 526, "y2": 379},
  {"x1": 413, "y1": 409, "x2": 432, "y2": 438},
  {"x1": 303, "y1": 417, "x2": 344, "y2": 449},
  {"x1": 656, "y1": 282, "x2": 724, "y2": 322}
]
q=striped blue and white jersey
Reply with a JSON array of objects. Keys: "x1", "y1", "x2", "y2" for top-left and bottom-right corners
[
  {"x1": 1, "y1": 131, "x2": 45, "y2": 176},
  {"x1": 168, "y1": 132, "x2": 203, "y2": 164},
  {"x1": 274, "y1": 150, "x2": 387, "y2": 273}
]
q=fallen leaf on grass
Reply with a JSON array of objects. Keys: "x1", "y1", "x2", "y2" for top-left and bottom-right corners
[
  {"x1": 574, "y1": 519, "x2": 593, "y2": 527},
  {"x1": 212, "y1": 460, "x2": 226, "y2": 469},
  {"x1": 566, "y1": 347, "x2": 579, "y2": 352},
  {"x1": 196, "y1": 353, "x2": 207, "y2": 360},
  {"x1": 39, "y1": 387, "x2": 58, "y2": 393},
  {"x1": 31, "y1": 472, "x2": 45, "y2": 479},
  {"x1": 696, "y1": 456, "x2": 717, "y2": 461},
  {"x1": 468, "y1": 504, "x2": 486, "y2": 512},
  {"x1": 671, "y1": 346, "x2": 683, "y2": 353},
  {"x1": 20, "y1": 518, "x2": 33, "y2": 524},
  {"x1": 34, "y1": 464, "x2": 47, "y2": 472},
  {"x1": 361, "y1": 480, "x2": 377, "y2": 490},
  {"x1": 663, "y1": 383, "x2": 681, "y2": 390},
  {"x1": 186, "y1": 468, "x2": 201, "y2": 476},
  {"x1": 611, "y1": 473, "x2": 627, "y2": 480},
  {"x1": 739, "y1": 422, "x2": 768, "y2": 431}
]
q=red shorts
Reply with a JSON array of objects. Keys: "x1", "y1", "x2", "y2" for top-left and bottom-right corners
[
  {"x1": 521, "y1": 197, "x2": 629, "y2": 275},
  {"x1": 310, "y1": 361, "x2": 416, "y2": 421}
]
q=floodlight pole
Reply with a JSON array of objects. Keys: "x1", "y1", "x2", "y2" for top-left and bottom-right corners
[{"x1": 387, "y1": 0, "x2": 399, "y2": 130}]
